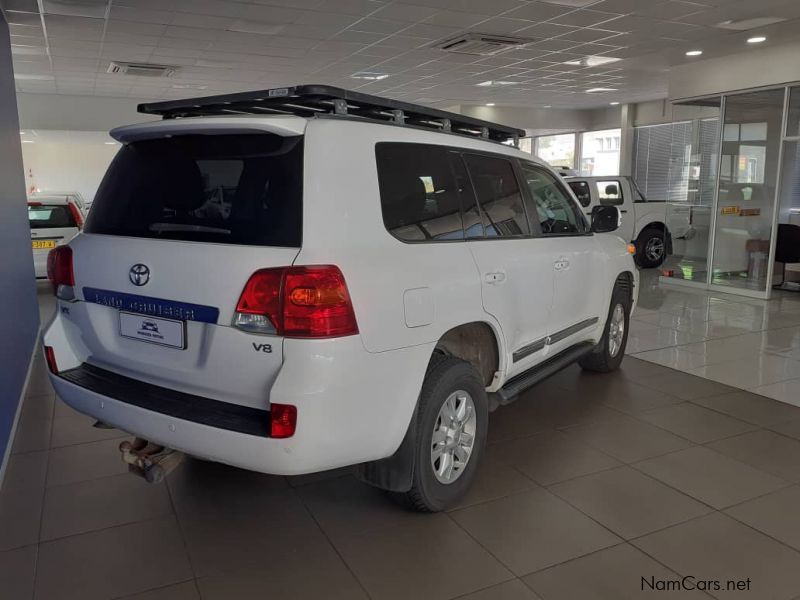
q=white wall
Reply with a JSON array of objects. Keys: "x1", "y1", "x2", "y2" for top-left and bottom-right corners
[
  {"x1": 21, "y1": 131, "x2": 120, "y2": 202},
  {"x1": 457, "y1": 104, "x2": 621, "y2": 136},
  {"x1": 17, "y1": 93, "x2": 156, "y2": 132}
]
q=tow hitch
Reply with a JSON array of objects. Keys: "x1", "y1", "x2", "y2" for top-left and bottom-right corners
[{"x1": 119, "y1": 438, "x2": 184, "y2": 483}]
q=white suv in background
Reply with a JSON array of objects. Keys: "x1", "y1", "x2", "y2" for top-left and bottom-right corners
[
  {"x1": 28, "y1": 195, "x2": 84, "y2": 278},
  {"x1": 42, "y1": 86, "x2": 637, "y2": 511}
]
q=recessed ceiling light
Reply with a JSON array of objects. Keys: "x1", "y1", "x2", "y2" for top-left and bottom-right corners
[
  {"x1": 563, "y1": 56, "x2": 622, "y2": 67},
  {"x1": 19, "y1": 131, "x2": 25, "y2": 135},
  {"x1": 685, "y1": 50, "x2": 703, "y2": 56},
  {"x1": 22, "y1": 140, "x2": 34, "y2": 143},
  {"x1": 104, "y1": 142, "x2": 118, "y2": 145},
  {"x1": 586, "y1": 87, "x2": 618, "y2": 93},
  {"x1": 351, "y1": 72, "x2": 389, "y2": 80},
  {"x1": 543, "y1": 105, "x2": 552, "y2": 108},
  {"x1": 609, "y1": 101, "x2": 620, "y2": 105},
  {"x1": 476, "y1": 80, "x2": 518, "y2": 87},
  {"x1": 747, "y1": 36, "x2": 767, "y2": 43},
  {"x1": 227, "y1": 20, "x2": 285, "y2": 35},
  {"x1": 485, "y1": 102, "x2": 496, "y2": 106}
]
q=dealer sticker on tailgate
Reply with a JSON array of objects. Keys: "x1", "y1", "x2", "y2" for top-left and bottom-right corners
[{"x1": 119, "y1": 311, "x2": 185, "y2": 349}]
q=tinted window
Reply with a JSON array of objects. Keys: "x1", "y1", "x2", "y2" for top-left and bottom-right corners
[
  {"x1": 463, "y1": 154, "x2": 530, "y2": 238},
  {"x1": 567, "y1": 181, "x2": 591, "y2": 207},
  {"x1": 520, "y1": 163, "x2": 586, "y2": 235},
  {"x1": 28, "y1": 205, "x2": 76, "y2": 229},
  {"x1": 376, "y1": 143, "x2": 466, "y2": 242},
  {"x1": 597, "y1": 180, "x2": 623, "y2": 205},
  {"x1": 86, "y1": 134, "x2": 302, "y2": 247}
]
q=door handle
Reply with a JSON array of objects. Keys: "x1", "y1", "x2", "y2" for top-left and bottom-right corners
[
  {"x1": 620, "y1": 210, "x2": 628, "y2": 214},
  {"x1": 485, "y1": 271, "x2": 506, "y2": 284}
]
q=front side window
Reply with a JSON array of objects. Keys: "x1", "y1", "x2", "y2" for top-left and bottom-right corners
[
  {"x1": 463, "y1": 154, "x2": 530, "y2": 238},
  {"x1": 597, "y1": 180, "x2": 623, "y2": 206},
  {"x1": 376, "y1": 143, "x2": 466, "y2": 242},
  {"x1": 567, "y1": 181, "x2": 592, "y2": 207},
  {"x1": 520, "y1": 163, "x2": 586, "y2": 235}
]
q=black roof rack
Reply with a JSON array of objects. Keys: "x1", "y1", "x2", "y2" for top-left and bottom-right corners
[{"x1": 137, "y1": 84, "x2": 525, "y2": 145}]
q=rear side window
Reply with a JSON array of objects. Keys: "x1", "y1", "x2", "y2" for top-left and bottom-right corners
[
  {"x1": 86, "y1": 134, "x2": 302, "y2": 247},
  {"x1": 567, "y1": 181, "x2": 592, "y2": 207},
  {"x1": 463, "y1": 154, "x2": 530, "y2": 238},
  {"x1": 597, "y1": 180, "x2": 623, "y2": 205},
  {"x1": 28, "y1": 205, "x2": 76, "y2": 229},
  {"x1": 375, "y1": 143, "x2": 465, "y2": 242}
]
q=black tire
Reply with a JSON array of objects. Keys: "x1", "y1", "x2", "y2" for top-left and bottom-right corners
[
  {"x1": 579, "y1": 283, "x2": 631, "y2": 373},
  {"x1": 390, "y1": 356, "x2": 488, "y2": 512},
  {"x1": 635, "y1": 226, "x2": 667, "y2": 268}
]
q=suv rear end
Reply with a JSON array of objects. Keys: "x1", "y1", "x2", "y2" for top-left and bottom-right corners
[{"x1": 29, "y1": 196, "x2": 82, "y2": 278}]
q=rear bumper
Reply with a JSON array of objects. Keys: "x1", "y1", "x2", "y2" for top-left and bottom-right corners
[{"x1": 45, "y1": 308, "x2": 435, "y2": 475}]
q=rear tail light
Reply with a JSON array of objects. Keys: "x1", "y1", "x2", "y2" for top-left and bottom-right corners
[
  {"x1": 233, "y1": 265, "x2": 358, "y2": 338},
  {"x1": 46, "y1": 245, "x2": 74, "y2": 297},
  {"x1": 270, "y1": 403, "x2": 297, "y2": 438},
  {"x1": 43, "y1": 345, "x2": 59, "y2": 374},
  {"x1": 66, "y1": 202, "x2": 84, "y2": 229}
]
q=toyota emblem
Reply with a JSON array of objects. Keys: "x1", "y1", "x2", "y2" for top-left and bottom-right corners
[{"x1": 129, "y1": 264, "x2": 150, "y2": 286}]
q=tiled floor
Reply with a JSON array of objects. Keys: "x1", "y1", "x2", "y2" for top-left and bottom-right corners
[
  {"x1": 5, "y1": 282, "x2": 800, "y2": 599},
  {"x1": 629, "y1": 272, "x2": 800, "y2": 405}
]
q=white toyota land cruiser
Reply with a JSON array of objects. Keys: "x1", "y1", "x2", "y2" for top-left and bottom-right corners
[{"x1": 42, "y1": 86, "x2": 637, "y2": 511}]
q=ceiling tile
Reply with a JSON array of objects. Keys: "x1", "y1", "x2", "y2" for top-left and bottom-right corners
[{"x1": 550, "y1": 9, "x2": 623, "y2": 27}]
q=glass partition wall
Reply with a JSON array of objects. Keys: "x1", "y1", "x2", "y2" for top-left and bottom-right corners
[{"x1": 659, "y1": 85, "x2": 795, "y2": 299}]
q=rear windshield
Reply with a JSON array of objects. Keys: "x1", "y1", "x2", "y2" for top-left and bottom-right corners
[
  {"x1": 28, "y1": 205, "x2": 77, "y2": 229},
  {"x1": 86, "y1": 134, "x2": 302, "y2": 247}
]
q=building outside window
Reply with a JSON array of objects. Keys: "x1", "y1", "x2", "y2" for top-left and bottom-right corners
[
  {"x1": 579, "y1": 128, "x2": 621, "y2": 176},
  {"x1": 534, "y1": 133, "x2": 575, "y2": 169}
]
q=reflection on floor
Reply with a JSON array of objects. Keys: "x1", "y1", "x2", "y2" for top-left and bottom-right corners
[{"x1": 630, "y1": 271, "x2": 800, "y2": 406}]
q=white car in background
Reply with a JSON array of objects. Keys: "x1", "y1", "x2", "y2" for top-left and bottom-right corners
[
  {"x1": 28, "y1": 195, "x2": 83, "y2": 278},
  {"x1": 29, "y1": 191, "x2": 90, "y2": 216}
]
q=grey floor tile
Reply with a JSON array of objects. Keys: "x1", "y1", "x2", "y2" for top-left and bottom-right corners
[
  {"x1": 708, "y1": 430, "x2": 800, "y2": 483},
  {"x1": 635, "y1": 446, "x2": 789, "y2": 509},
  {"x1": 0, "y1": 545, "x2": 37, "y2": 600},
  {"x1": 450, "y1": 488, "x2": 621, "y2": 576},
  {"x1": 693, "y1": 391, "x2": 800, "y2": 427},
  {"x1": 197, "y1": 542, "x2": 367, "y2": 600},
  {"x1": 169, "y1": 465, "x2": 323, "y2": 577},
  {"x1": 637, "y1": 402, "x2": 758, "y2": 444},
  {"x1": 20, "y1": 393, "x2": 55, "y2": 422},
  {"x1": 549, "y1": 466, "x2": 712, "y2": 539},
  {"x1": 597, "y1": 379, "x2": 685, "y2": 415},
  {"x1": 34, "y1": 516, "x2": 193, "y2": 600},
  {"x1": 448, "y1": 455, "x2": 538, "y2": 510},
  {"x1": 490, "y1": 430, "x2": 622, "y2": 486},
  {"x1": 25, "y1": 372, "x2": 54, "y2": 397},
  {"x1": 638, "y1": 372, "x2": 738, "y2": 400},
  {"x1": 619, "y1": 357, "x2": 679, "y2": 381},
  {"x1": 296, "y1": 474, "x2": 426, "y2": 541},
  {"x1": 770, "y1": 418, "x2": 800, "y2": 441},
  {"x1": 524, "y1": 543, "x2": 710, "y2": 600},
  {"x1": 0, "y1": 485, "x2": 44, "y2": 551},
  {"x1": 116, "y1": 581, "x2": 199, "y2": 600},
  {"x1": 50, "y1": 413, "x2": 128, "y2": 448},
  {"x1": 457, "y1": 579, "x2": 542, "y2": 600},
  {"x1": 333, "y1": 514, "x2": 512, "y2": 600},
  {"x1": 1, "y1": 450, "x2": 48, "y2": 494},
  {"x1": 41, "y1": 472, "x2": 173, "y2": 540},
  {"x1": 46, "y1": 437, "x2": 129, "y2": 487},
  {"x1": 11, "y1": 414, "x2": 52, "y2": 454},
  {"x1": 563, "y1": 415, "x2": 693, "y2": 463},
  {"x1": 633, "y1": 512, "x2": 800, "y2": 600},
  {"x1": 285, "y1": 466, "x2": 352, "y2": 488},
  {"x1": 53, "y1": 397, "x2": 82, "y2": 419},
  {"x1": 725, "y1": 486, "x2": 800, "y2": 552}
]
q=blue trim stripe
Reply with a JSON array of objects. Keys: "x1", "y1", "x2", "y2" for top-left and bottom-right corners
[{"x1": 82, "y1": 287, "x2": 219, "y2": 324}]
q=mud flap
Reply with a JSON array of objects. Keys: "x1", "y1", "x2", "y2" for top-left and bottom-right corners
[{"x1": 354, "y1": 405, "x2": 418, "y2": 493}]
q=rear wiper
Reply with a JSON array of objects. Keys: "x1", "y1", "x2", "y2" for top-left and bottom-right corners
[{"x1": 149, "y1": 223, "x2": 231, "y2": 234}]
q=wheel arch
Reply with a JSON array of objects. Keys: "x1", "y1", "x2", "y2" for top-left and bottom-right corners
[{"x1": 433, "y1": 321, "x2": 502, "y2": 388}]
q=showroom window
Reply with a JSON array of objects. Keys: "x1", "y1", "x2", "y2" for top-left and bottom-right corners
[
  {"x1": 375, "y1": 143, "x2": 466, "y2": 242},
  {"x1": 632, "y1": 122, "x2": 693, "y2": 202},
  {"x1": 534, "y1": 133, "x2": 576, "y2": 169},
  {"x1": 579, "y1": 128, "x2": 621, "y2": 176}
]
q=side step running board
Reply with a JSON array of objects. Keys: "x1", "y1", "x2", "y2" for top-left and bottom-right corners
[{"x1": 493, "y1": 341, "x2": 595, "y2": 405}]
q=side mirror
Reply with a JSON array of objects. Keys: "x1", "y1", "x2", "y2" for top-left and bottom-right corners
[{"x1": 591, "y1": 205, "x2": 620, "y2": 233}]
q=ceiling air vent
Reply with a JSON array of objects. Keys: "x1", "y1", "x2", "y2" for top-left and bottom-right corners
[
  {"x1": 107, "y1": 61, "x2": 178, "y2": 77},
  {"x1": 715, "y1": 16, "x2": 786, "y2": 30},
  {"x1": 434, "y1": 33, "x2": 531, "y2": 56}
]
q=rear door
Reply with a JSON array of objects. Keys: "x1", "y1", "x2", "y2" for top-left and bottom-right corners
[
  {"x1": 71, "y1": 132, "x2": 304, "y2": 409},
  {"x1": 462, "y1": 153, "x2": 554, "y2": 375},
  {"x1": 28, "y1": 202, "x2": 80, "y2": 278}
]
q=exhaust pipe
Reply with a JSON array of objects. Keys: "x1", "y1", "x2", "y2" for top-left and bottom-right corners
[{"x1": 119, "y1": 438, "x2": 184, "y2": 483}]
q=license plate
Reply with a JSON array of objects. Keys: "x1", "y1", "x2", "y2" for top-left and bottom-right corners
[
  {"x1": 32, "y1": 240, "x2": 56, "y2": 250},
  {"x1": 119, "y1": 311, "x2": 185, "y2": 349}
]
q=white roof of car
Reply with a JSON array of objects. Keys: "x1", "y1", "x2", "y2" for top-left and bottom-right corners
[{"x1": 28, "y1": 195, "x2": 71, "y2": 204}]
